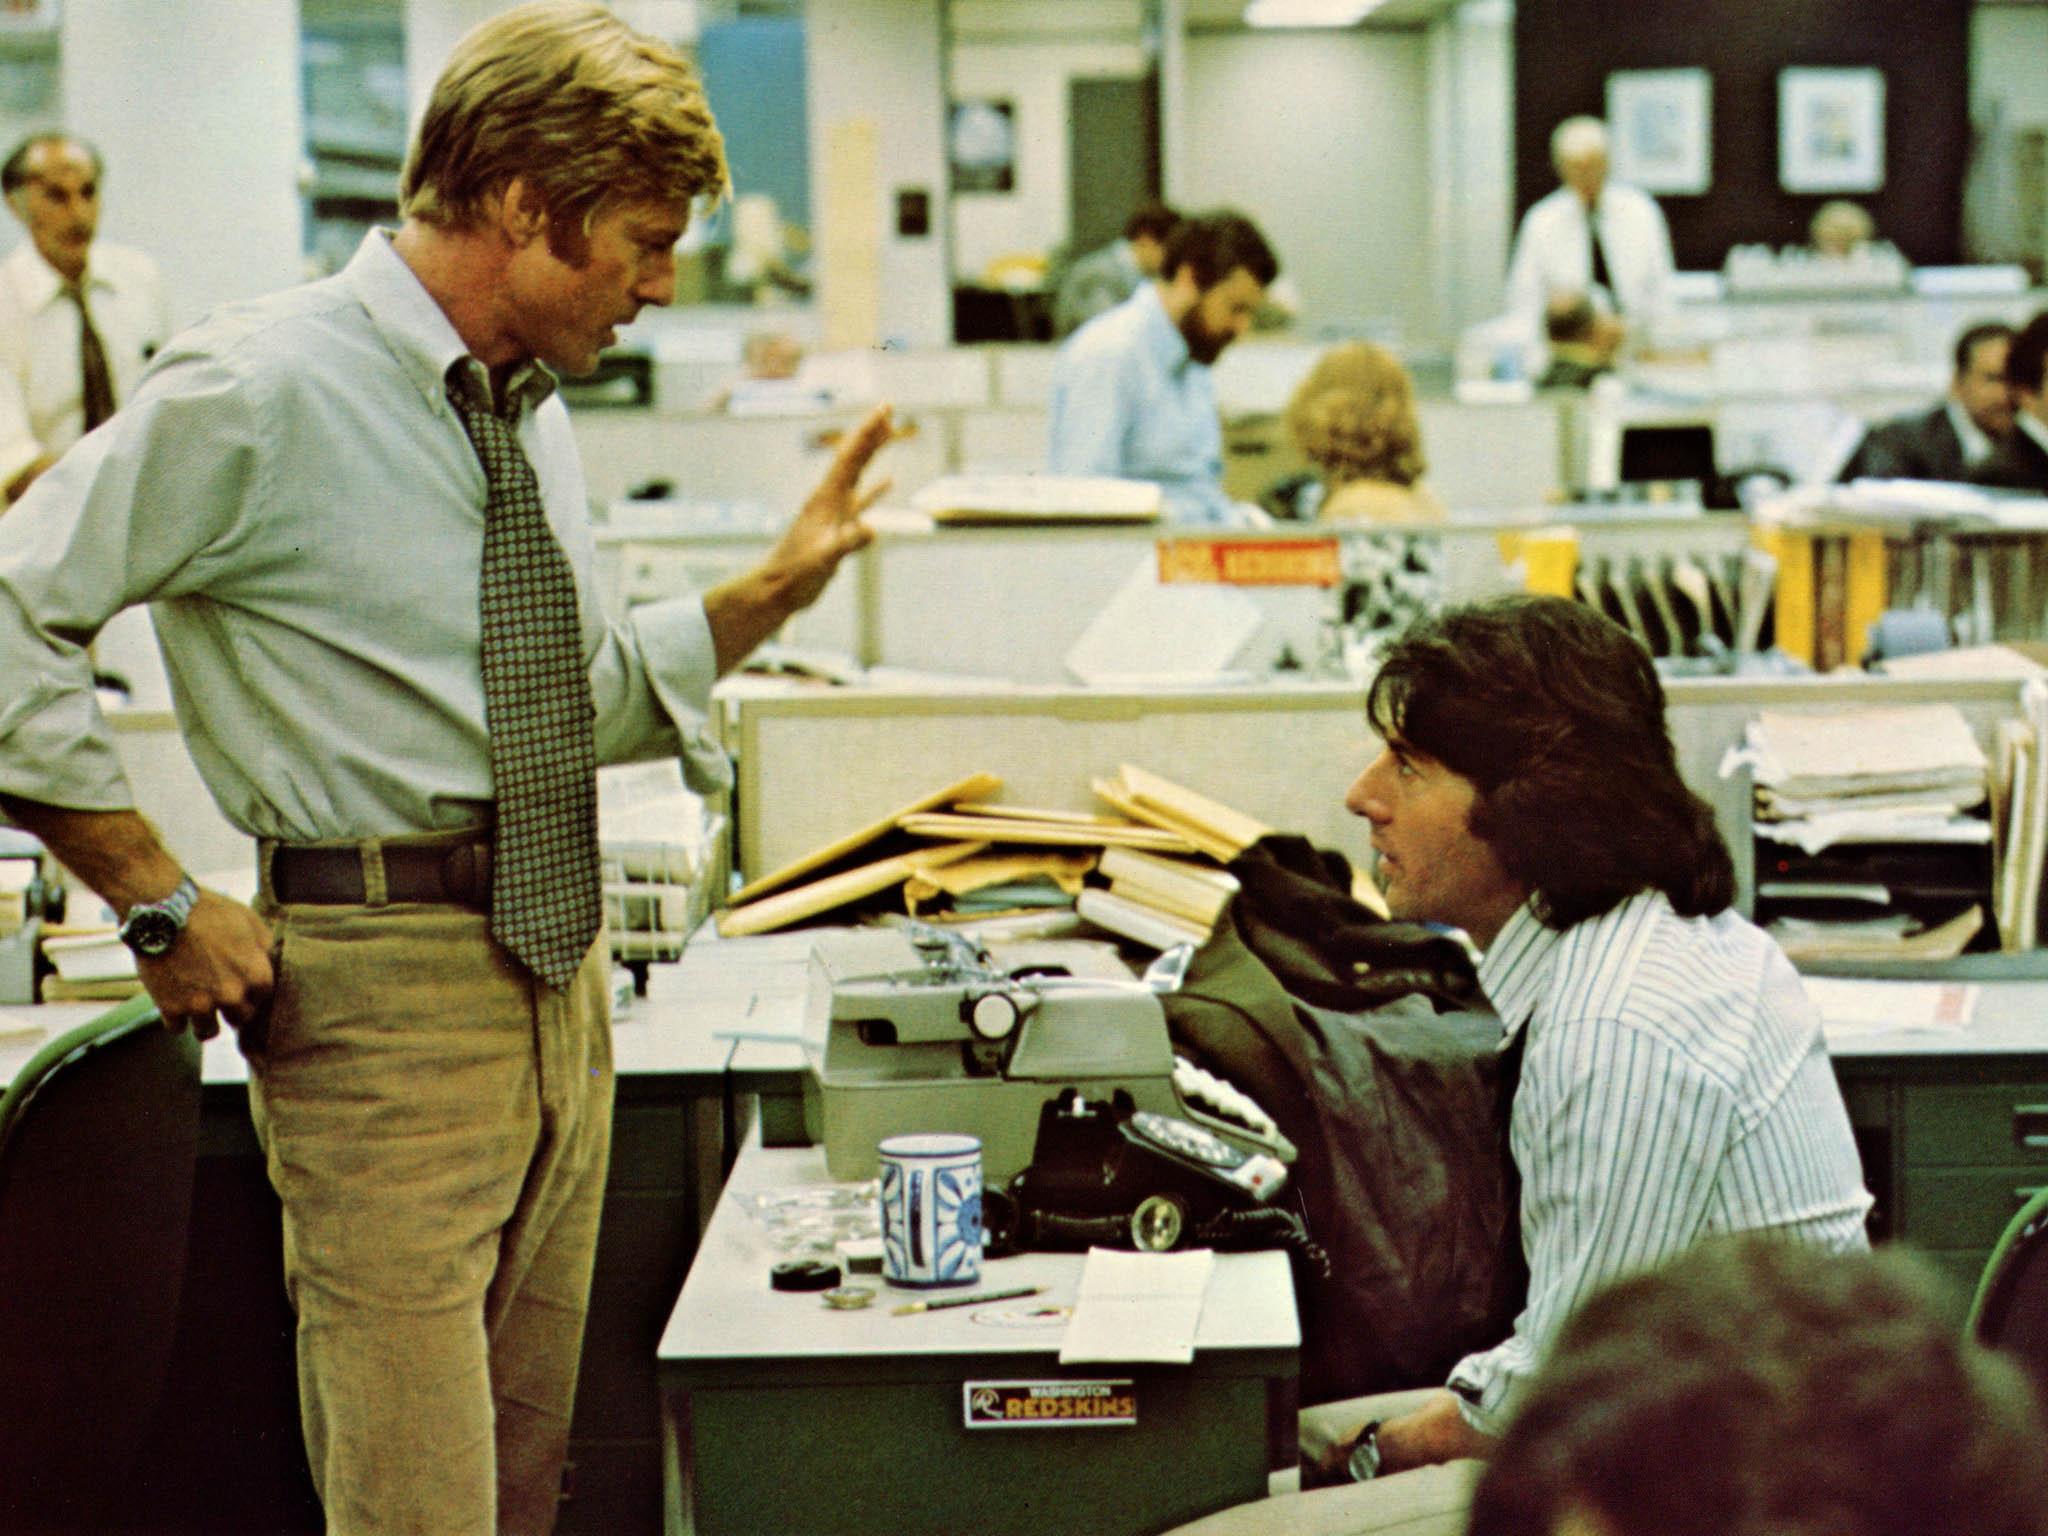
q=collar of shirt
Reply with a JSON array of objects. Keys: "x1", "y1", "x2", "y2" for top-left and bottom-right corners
[
  {"x1": 1130, "y1": 282, "x2": 1194, "y2": 378},
  {"x1": 342, "y1": 228, "x2": 555, "y2": 420},
  {"x1": 4, "y1": 238, "x2": 116, "y2": 313},
  {"x1": 2018, "y1": 409, "x2": 2048, "y2": 460},
  {"x1": 1474, "y1": 897, "x2": 1559, "y2": 1035},
  {"x1": 1946, "y1": 398, "x2": 1993, "y2": 465}
]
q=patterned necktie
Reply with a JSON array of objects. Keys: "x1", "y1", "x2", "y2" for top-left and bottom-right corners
[
  {"x1": 1588, "y1": 216, "x2": 1618, "y2": 314},
  {"x1": 67, "y1": 282, "x2": 115, "y2": 433},
  {"x1": 448, "y1": 367, "x2": 602, "y2": 989}
]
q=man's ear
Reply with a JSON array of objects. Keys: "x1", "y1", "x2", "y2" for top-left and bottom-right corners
[{"x1": 496, "y1": 177, "x2": 549, "y2": 249}]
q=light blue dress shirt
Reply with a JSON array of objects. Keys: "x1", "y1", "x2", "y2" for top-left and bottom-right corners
[
  {"x1": 1046, "y1": 284, "x2": 1238, "y2": 525},
  {"x1": 1450, "y1": 890, "x2": 1873, "y2": 1431},
  {"x1": 0, "y1": 230, "x2": 727, "y2": 844}
]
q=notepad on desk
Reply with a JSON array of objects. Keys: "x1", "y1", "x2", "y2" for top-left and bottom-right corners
[{"x1": 1802, "y1": 977, "x2": 1979, "y2": 1040}]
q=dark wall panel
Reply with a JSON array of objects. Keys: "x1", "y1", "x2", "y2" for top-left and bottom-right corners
[{"x1": 1514, "y1": 0, "x2": 1972, "y2": 270}]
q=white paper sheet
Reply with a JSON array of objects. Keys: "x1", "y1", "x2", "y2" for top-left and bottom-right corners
[
  {"x1": 1059, "y1": 1247, "x2": 1214, "y2": 1365},
  {"x1": 1802, "y1": 977, "x2": 1980, "y2": 1040}
]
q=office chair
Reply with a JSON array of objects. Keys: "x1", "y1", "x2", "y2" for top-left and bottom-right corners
[
  {"x1": 1970, "y1": 1183, "x2": 2048, "y2": 1408},
  {"x1": 0, "y1": 995, "x2": 203, "y2": 1532}
]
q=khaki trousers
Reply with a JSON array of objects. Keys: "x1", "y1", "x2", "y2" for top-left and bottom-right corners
[
  {"x1": 246, "y1": 896, "x2": 613, "y2": 1536},
  {"x1": 1161, "y1": 1390, "x2": 1480, "y2": 1536}
]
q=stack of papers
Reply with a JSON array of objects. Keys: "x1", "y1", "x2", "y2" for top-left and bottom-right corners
[
  {"x1": 715, "y1": 765, "x2": 1287, "y2": 947},
  {"x1": 598, "y1": 761, "x2": 720, "y2": 965},
  {"x1": 1740, "y1": 705, "x2": 1993, "y2": 962},
  {"x1": 909, "y1": 474, "x2": 1162, "y2": 526},
  {"x1": 1993, "y1": 680, "x2": 2048, "y2": 952},
  {"x1": 1744, "y1": 705, "x2": 1988, "y2": 853}
]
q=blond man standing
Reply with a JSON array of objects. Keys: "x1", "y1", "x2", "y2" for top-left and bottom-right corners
[{"x1": 0, "y1": 5, "x2": 893, "y2": 1531}]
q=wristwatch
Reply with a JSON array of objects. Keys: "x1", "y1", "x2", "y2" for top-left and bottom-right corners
[
  {"x1": 118, "y1": 875, "x2": 199, "y2": 958},
  {"x1": 1345, "y1": 1420, "x2": 1383, "y2": 1483}
]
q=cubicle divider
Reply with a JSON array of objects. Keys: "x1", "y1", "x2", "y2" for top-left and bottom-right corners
[
  {"x1": 724, "y1": 672, "x2": 2034, "y2": 913},
  {"x1": 610, "y1": 511, "x2": 1757, "y2": 684},
  {"x1": 726, "y1": 682, "x2": 1378, "y2": 881}
]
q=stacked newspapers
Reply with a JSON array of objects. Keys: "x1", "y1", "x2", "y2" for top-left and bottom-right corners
[{"x1": 1740, "y1": 704, "x2": 1991, "y2": 962}]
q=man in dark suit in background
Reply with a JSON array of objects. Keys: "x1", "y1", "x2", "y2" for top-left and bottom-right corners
[
  {"x1": 1973, "y1": 311, "x2": 2048, "y2": 495},
  {"x1": 1840, "y1": 320, "x2": 2013, "y2": 482}
]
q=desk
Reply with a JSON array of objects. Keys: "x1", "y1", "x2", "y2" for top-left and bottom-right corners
[
  {"x1": 1829, "y1": 979, "x2": 2048, "y2": 1291},
  {"x1": 660, "y1": 1137, "x2": 1299, "y2": 1536},
  {"x1": 0, "y1": 946, "x2": 753, "y2": 1536},
  {"x1": 678, "y1": 956, "x2": 2048, "y2": 1308}
]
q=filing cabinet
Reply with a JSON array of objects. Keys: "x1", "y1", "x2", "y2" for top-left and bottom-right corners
[{"x1": 1835, "y1": 1061, "x2": 2048, "y2": 1296}]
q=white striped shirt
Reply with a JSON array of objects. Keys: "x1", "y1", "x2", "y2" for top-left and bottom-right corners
[{"x1": 1448, "y1": 891, "x2": 1873, "y2": 1431}]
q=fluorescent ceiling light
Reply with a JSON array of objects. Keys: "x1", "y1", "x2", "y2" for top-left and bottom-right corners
[{"x1": 1243, "y1": 0, "x2": 1383, "y2": 26}]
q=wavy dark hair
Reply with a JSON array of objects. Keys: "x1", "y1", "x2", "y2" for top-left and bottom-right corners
[
  {"x1": 1467, "y1": 1238, "x2": 2048, "y2": 1536},
  {"x1": 1365, "y1": 595, "x2": 1734, "y2": 929}
]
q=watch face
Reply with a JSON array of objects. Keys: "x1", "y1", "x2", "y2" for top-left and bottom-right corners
[{"x1": 122, "y1": 909, "x2": 181, "y2": 957}]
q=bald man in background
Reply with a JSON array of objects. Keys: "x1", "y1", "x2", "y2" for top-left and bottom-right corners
[{"x1": 0, "y1": 134, "x2": 167, "y2": 504}]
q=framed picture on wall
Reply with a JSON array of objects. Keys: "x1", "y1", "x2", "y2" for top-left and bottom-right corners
[
  {"x1": 1778, "y1": 67, "x2": 1886, "y2": 193},
  {"x1": 948, "y1": 99, "x2": 1016, "y2": 194},
  {"x1": 1605, "y1": 69, "x2": 1711, "y2": 195}
]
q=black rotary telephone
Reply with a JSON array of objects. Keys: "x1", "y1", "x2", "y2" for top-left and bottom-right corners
[{"x1": 982, "y1": 1089, "x2": 1327, "y2": 1274}]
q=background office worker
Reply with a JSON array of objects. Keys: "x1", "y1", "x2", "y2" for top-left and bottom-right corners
[
  {"x1": 1191, "y1": 597, "x2": 1869, "y2": 1534},
  {"x1": 0, "y1": 133, "x2": 166, "y2": 504},
  {"x1": 1504, "y1": 117, "x2": 1673, "y2": 356},
  {"x1": 1047, "y1": 209, "x2": 1278, "y2": 525},
  {"x1": 1973, "y1": 310, "x2": 2048, "y2": 494},
  {"x1": 1841, "y1": 320, "x2": 2014, "y2": 482},
  {"x1": 1052, "y1": 199, "x2": 1181, "y2": 339},
  {"x1": 0, "y1": 4, "x2": 893, "y2": 1532}
]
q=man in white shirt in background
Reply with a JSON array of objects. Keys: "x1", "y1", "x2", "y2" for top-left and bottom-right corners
[
  {"x1": 1504, "y1": 117, "x2": 1673, "y2": 358},
  {"x1": 0, "y1": 134, "x2": 167, "y2": 504}
]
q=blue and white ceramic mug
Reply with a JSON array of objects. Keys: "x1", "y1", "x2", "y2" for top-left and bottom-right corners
[{"x1": 877, "y1": 1132, "x2": 983, "y2": 1288}]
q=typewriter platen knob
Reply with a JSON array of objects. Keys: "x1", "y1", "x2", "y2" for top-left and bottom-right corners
[{"x1": 965, "y1": 989, "x2": 1027, "y2": 1041}]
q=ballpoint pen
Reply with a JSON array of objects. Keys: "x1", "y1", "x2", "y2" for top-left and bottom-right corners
[{"x1": 892, "y1": 1283, "x2": 1047, "y2": 1316}]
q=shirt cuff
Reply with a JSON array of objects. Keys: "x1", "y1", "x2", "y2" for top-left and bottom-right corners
[
  {"x1": 629, "y1": 596, "x2": 733, "y2": 796},
  {"x1": 1444, "y1": 1342, "x2": 1520, "y2": 1438},
  {"x1": 0, "y1": 674, "x2": 137, "y2": 812}
]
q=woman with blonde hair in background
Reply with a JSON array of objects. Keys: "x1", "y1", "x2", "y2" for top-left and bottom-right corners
[
  {"x1": 1286, "y1": 341, "x2": 1446, "y2": 524},
  {"x1": 1279, "y1": 341, "x2": 1444, "y2": 638}
]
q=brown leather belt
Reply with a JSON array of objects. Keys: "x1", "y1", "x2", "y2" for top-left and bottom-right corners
[{"x1": 270, "y1": 841, "x2": 493, "y2": 909}]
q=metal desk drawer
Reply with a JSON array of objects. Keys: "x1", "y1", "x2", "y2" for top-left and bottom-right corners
[{"x1": 1902, "y1": 1083, "x2": 2048, "y2": 1167}]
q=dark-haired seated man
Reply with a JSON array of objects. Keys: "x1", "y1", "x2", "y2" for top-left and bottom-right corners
[
  {"x1": 1170, "y1": 597, "x2": 1872, "y2": 1536},
  {"x1": 1047, "y1": 209, "x2": 1278, "y2": 525},
  {"x1": 1973, "y1": 310, "x2": 2048, "y2": 495},
  {"x1": 1840, "y1": 320, "x2": 2013, "y2": 482},
  {"x1": 1466, "y1": 1237, "x2": 2048, "y2": 1536}
]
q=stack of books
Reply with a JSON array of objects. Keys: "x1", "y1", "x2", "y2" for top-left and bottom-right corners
[
  {"x1": 40, "y1": 928, "x2": 143, "y2": 1002},
  {"x1": 1076, "y1": 848, "x2": 1241, "y2": 952}
]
